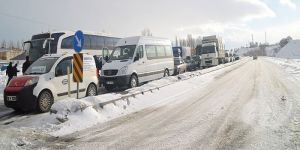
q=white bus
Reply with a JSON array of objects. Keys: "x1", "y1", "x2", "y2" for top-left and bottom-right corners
[
  {"x1": 101, "y1": 36, "x2": 174, "y2": 91},
  {"x1": 23, "y1": 31, "x2": 121, "y2": 62}
]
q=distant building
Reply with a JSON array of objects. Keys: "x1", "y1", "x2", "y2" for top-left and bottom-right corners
[{"x1": 0, "y1": 48, "x2": 23, "y2": 60}]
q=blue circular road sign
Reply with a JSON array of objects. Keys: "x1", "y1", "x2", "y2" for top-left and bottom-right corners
[{"x1": 73, "y1": 30, "x2": 84, "y2": 53}]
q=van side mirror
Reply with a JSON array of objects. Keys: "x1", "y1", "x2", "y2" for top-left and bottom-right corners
[{"x1": 134, "y1": 55, "x2": 139, "y2": 62}]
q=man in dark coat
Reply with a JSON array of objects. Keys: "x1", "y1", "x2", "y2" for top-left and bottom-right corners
[
  {"x1": 22, "y1": 56, "x2": 31, "y2": 74},
  {"x1": 6, "y1": 62, "x2": 13, "y2": 86},
  {"x1": 12, "y1": 63, "x2": 18, "y2": 76}
]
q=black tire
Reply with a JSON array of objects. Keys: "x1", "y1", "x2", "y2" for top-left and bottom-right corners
[
  {"x1": 129, "y1": 74, "x2": 138, "y2": 88},
  {"x1": 37, "y1": 90, "x2": 54, "y2": 113},
  {"x1": 86, "y1": 83, "x2": 97, "y2": 97},
  {"x1": 163, "y1": 69, "x2": 170, "y2": 77}
]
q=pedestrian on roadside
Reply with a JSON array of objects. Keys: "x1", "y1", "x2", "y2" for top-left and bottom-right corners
[
  {"x1": 12, "y1": 63, "x2": 19, "y2": 77},
  {"x1": 22, "y1": 56, "x2": 31, "y2": 74},
  {"x1": 6, "y1": 62, "x2": 13, "y2": 86}
]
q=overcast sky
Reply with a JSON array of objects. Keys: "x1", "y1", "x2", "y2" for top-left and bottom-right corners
[{"x1": 0, "y1": 0, "x2": 299, "y2": 48}]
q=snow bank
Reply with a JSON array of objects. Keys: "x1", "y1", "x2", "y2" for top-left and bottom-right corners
[{"x1": 276, "y1": 40, "x2": 300, "y2": 59}]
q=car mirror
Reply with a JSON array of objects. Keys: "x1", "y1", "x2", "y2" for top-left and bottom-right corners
[{"x1": 134, "y1": 55, "x2": 139, "y2": 62}]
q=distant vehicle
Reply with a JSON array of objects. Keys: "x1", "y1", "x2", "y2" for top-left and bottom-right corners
[
  {"x1": 23, "y1": 31, "x2": 121, "y2": 62},
  {"x1": 253, "y1": 55, "x2": 258, "y2": 60},
  {"x1": 225, "y1": 50, "x2": 230, "y2": 63},
  {"x1": 234, "y1": 54, "x2": 240, "y2": 60},
  {"x1": 185, "y1": 57, "x2": 197, "y2": 71},
  {"x1": 229, "y1": 50, "x2": 235, "y2": 62},
  {"x1": 0, "y1": 64, "x2": 8, "y2": 71},
  {"x1": 200, "y1": 35, "x2": 225, "y2": 68},
  {"x1": 172, "y1": 47, "x2": 192, "y2": 60},
  {"x1": 4, "y1": 53, "x2": 99, "y2": 112},
  {"x1": 173, "y1": 57, "x2": 187, "y2": 75},
  {"x1": 101, "y1": 36, "x2": 174, "y2": 91}
]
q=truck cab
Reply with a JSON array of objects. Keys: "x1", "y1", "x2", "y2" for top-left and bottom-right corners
[{"x1": 200, "y1": 43, "x2": 219, "y2": 68}]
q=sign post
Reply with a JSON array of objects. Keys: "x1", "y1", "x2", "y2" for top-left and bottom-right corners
[{"x1": 73, "y1": 30, "x2": 84, "y2": 99}]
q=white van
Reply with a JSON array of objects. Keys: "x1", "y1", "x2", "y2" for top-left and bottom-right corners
[
  {"x1": 4, "y1": 53, "x2": 99, "y2": 112},
  {"x1": 101, "y1": 36, "x2": 174, "y2": 91}
]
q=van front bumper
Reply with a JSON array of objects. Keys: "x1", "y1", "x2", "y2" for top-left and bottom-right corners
[
  {"x1": 100, "y1": 75, "x2": 131, "y2": 88},
  {"x1": 4, "y1": 84, "x2": 37, "y2": 111}
]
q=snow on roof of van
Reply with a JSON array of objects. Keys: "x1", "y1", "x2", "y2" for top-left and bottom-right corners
[
  {"x1": 276, "y1": 40, "x2": 300, "y2": 59},
  {"x1": 116, "y1": 36, "x2": 171, "y2": 46}
]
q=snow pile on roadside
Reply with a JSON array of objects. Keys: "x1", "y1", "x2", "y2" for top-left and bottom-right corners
[
  {"x1": 276, "y1": 40, "x2": 300, "y2": 59},
  {"x1": 266, "y1": 57, "x2": 300, "y2": 81}
]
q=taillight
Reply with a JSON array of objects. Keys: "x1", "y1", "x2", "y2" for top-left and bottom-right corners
[{"x1": 96, "y1": 68, "x2": 100, "y2": 77}]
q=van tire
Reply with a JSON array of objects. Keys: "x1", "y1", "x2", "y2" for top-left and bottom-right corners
[
  {"x1": 37, "y1": 90, "x2": 53, "y2": 113},
  {"x1": 129, "y1": 74, "x2": 138, "y2": 88},
  {"x1": 163, "y1": 69, "x2": 170, "y2": 77},
  {"x1": 86, "y1": 83, "x2": 97, "y2": 97}
]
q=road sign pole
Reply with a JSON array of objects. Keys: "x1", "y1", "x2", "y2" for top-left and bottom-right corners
[
  {"x1": 73, "y1": 30, "x2": 84, "y2": 99},
  {"x1": 77, "y1": 82, "x2": 79, "y2": 99},
  {"x1": 67, "y1": 67, "x2": 70, "y2": 97}
]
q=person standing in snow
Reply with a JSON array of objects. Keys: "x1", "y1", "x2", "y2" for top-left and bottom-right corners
[
  {"x1": 22, "y1": 56, "x2": 31, "y2": 74},
  {"x1": 6, "y1": 62, "x2": 13, "y2": 86},
  {"x1": 12, "y1": 63, "x2": 19, "y2": 76}
]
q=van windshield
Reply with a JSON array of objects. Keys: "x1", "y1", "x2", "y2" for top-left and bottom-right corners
[
  {"x1": 24, "y1": 57, "x2": 58, "y2": 75},
  {"x1": 110, "y1": 45, "x2": 136, "y2": 60}
]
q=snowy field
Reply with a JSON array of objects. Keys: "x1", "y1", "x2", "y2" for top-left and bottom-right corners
[{"x1": 0, "y1": 57, "x2": 300, "y2": 149}]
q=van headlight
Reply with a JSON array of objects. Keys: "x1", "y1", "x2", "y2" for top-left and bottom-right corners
[
  {"x1": 24, "y1": 77, "x2": 39, "y2": 86},
  {"x1": 119, "y1": 66, "x2": 128, "y2": 75}
]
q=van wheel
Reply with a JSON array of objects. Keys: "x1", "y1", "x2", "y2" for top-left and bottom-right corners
[
  {"x1": 86, "y1": 83, "x2": 97, "y2": 96},
  {"x1": 164, "y1": 69, "x2": 170, "y2": 77},
  {"x1": 37, "y1": 90, "x2": 53, "y2": 113},
  {"x1": 129, "y1": 75, "x2": 138, "y2": 88}
]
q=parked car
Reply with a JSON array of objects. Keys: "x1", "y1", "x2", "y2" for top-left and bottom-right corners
[
  {"x1": 4, "y1": 53, "x2": 99, "y2": 112},
  {"x1": 173, "y1": 57, "x2": 187, "y2": 75},
  {"x1": 185, "y1": 58, "x2": 197, "y2": 71},
  {"x1": 101, "y1": 36, "x2": 174, "y2": 91},
  {"x1": 0, "y1": 64, "x2": 8, "y2": 71},
  {"x1": 234, "y1": 54, "x2": 240, "y2": 60}
]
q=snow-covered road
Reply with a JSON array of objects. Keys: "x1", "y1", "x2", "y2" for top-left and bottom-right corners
[{"x1": 43, "y1": 58, "x2": 300, "y2": 150}]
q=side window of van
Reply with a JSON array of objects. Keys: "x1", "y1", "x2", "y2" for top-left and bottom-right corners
[
  {"x1": 138, "y1": 45, "x2": 144, "y2": 58},
  {"x1": 156, "y1": 46, "x2": 166, "y2": 58},
  {"x1": 165, "y1": 46, "x2": 173, "y2": 57},
  {"x1": 55, "y1": 57, "x2": 72, "y2": 77},
  {"x1": 145, "y1": 45, "x2": 156, "y2": 59}
]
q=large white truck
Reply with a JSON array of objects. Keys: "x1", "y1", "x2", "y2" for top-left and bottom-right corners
[{"x1": 200, "y1": 35, "x2": 225, "y2": 68}]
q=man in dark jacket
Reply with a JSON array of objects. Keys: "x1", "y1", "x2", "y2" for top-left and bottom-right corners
[
  {"x1": 22, "y1": 56, "x2": 31, "y2": 74},
  {"x1": 6, "y1": 62, "x2": 13, "y2": 86}
]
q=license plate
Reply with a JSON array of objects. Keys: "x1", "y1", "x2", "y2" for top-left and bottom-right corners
[
  {"x1": 106, "y1": 81, "x2": 114, "y2": 85},
  {"x1": 7, "y1": 96, "x2": 16, "y2": 101}
]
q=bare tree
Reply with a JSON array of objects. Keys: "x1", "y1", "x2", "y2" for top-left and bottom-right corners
[
  {"x1": 16, "y1": 40, "x2": 21, "y2": 50},
  {"x1": 1, "y1": 40, "x2": 6, "y2": 48},
  {"x1": 141, "y1": 28, "x2": 153, "y2": 36},
  {"x1": 9, "y1": 40, "x2": 14, "y2": 49}
]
